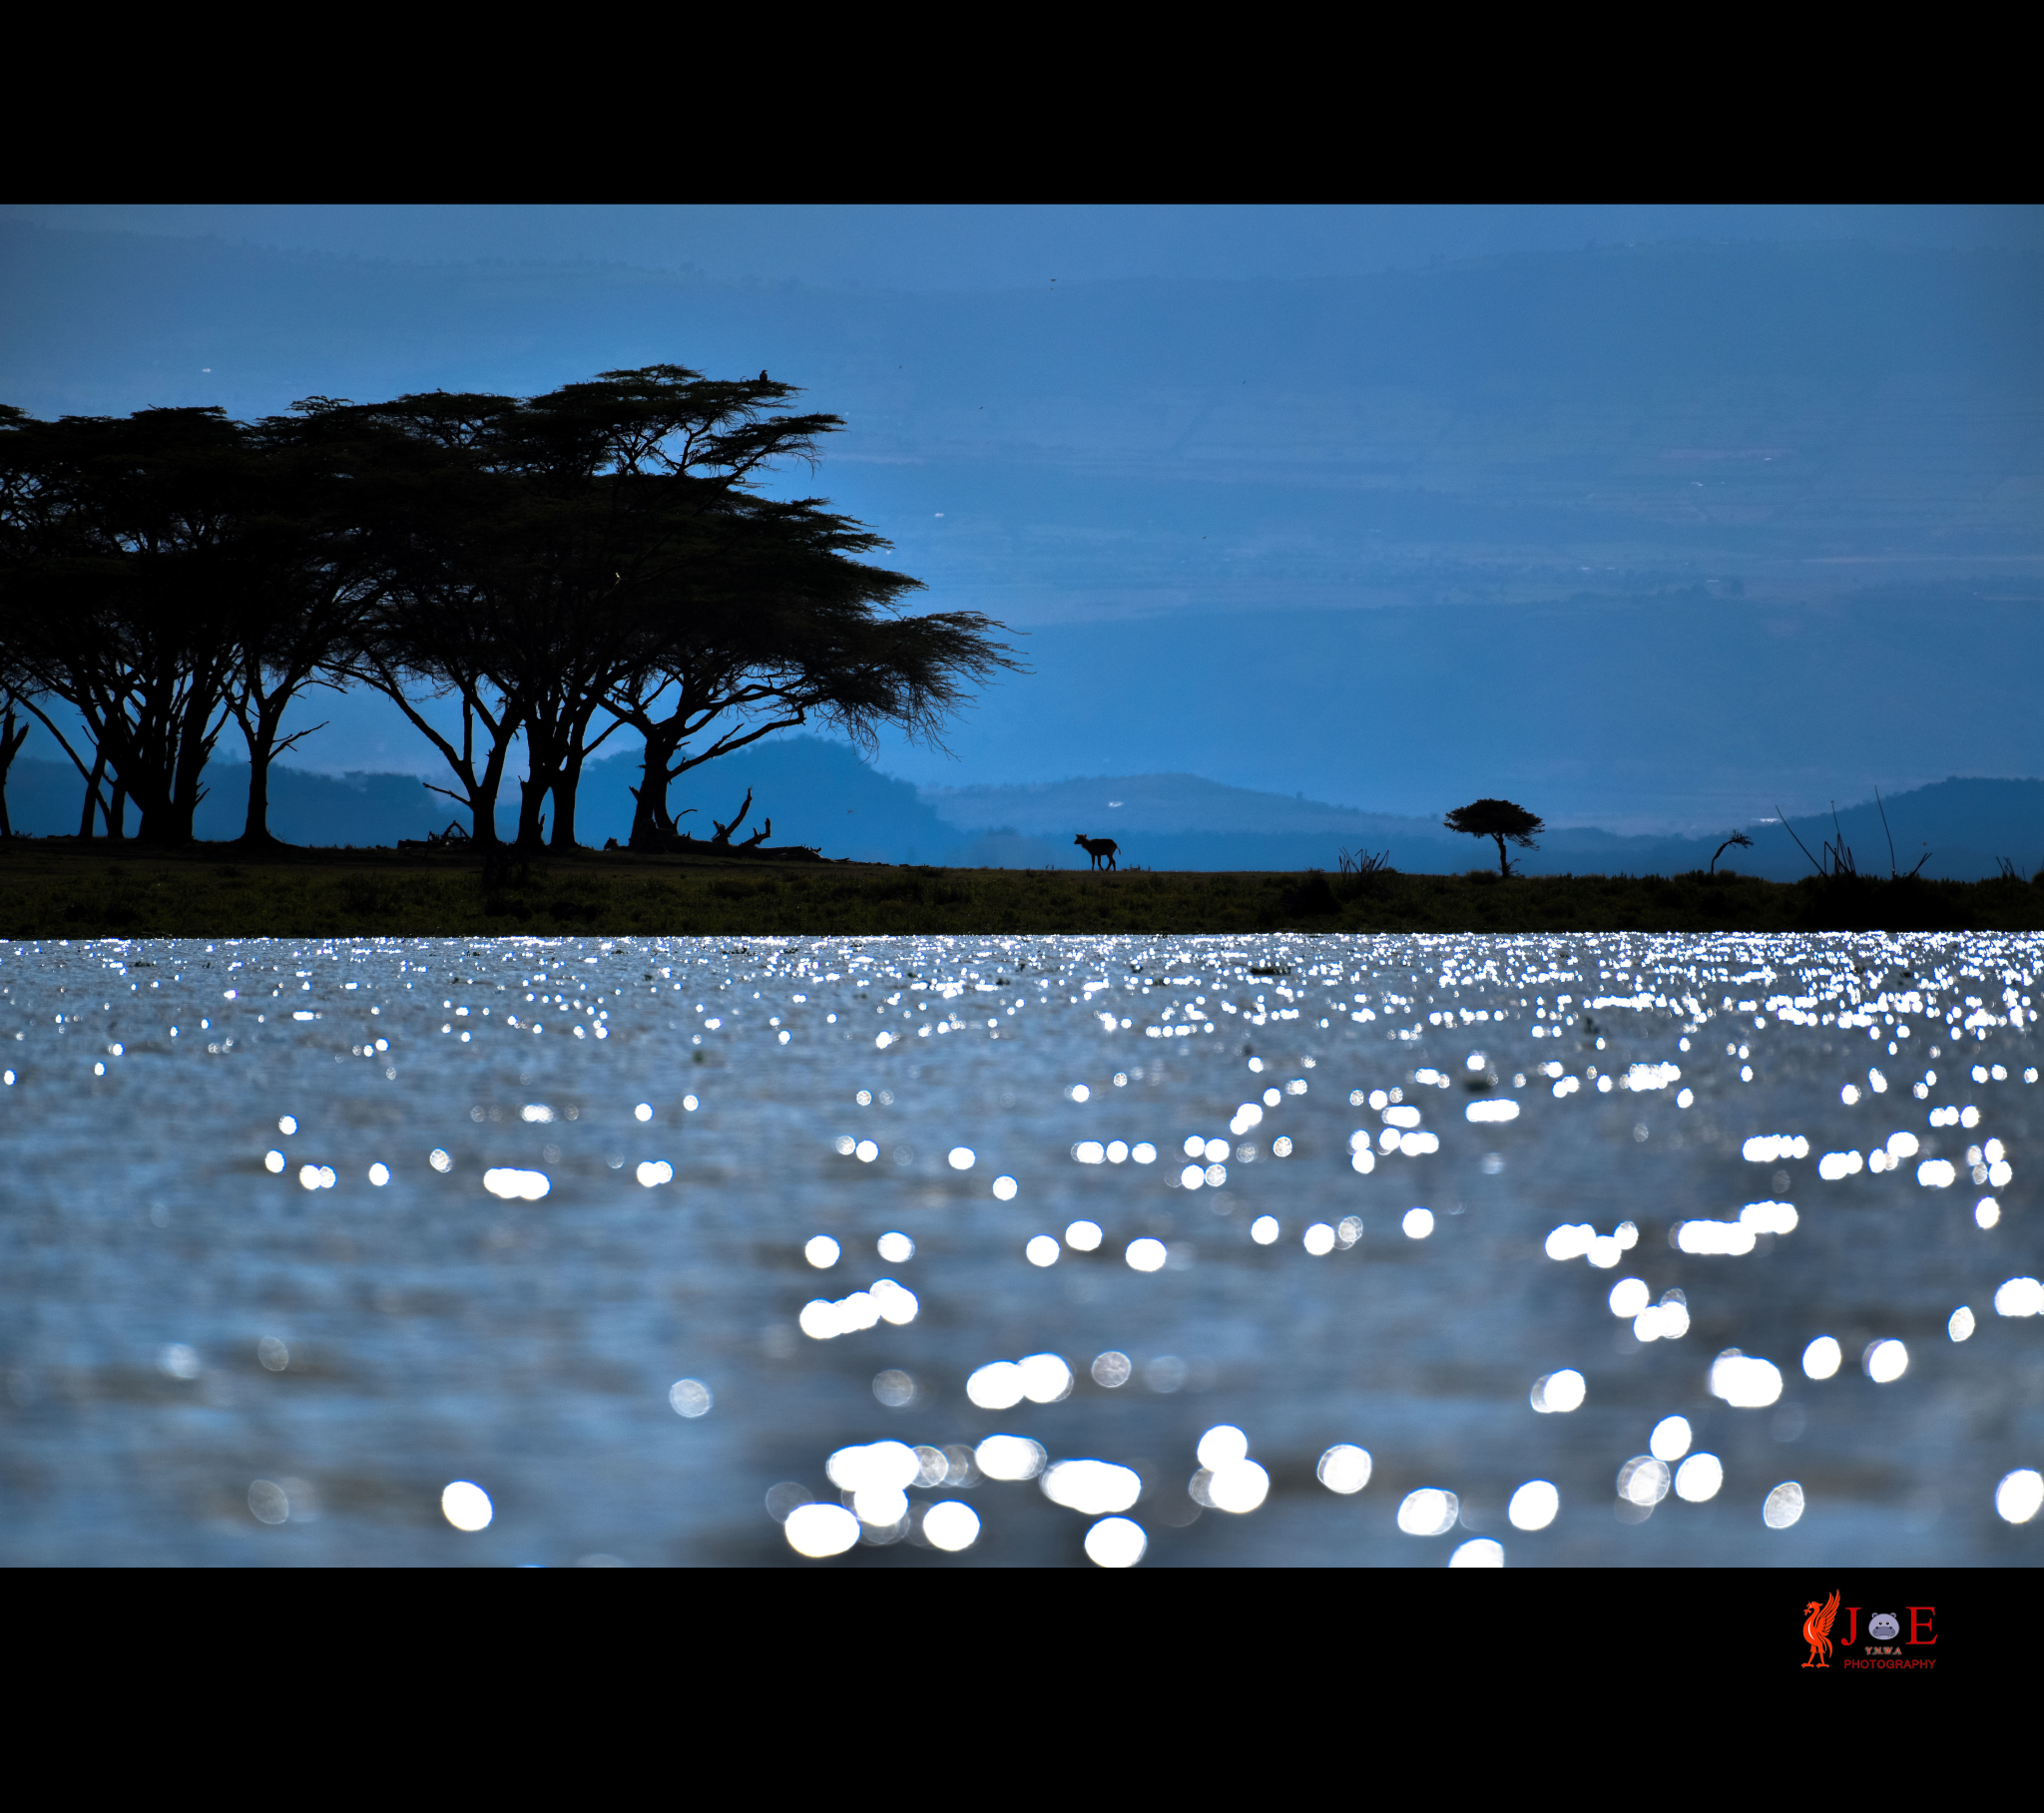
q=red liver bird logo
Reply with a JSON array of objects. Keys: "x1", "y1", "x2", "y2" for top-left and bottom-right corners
[{"x1": 1801, "y1": 1589, "x2": 1841, "y2": 1666}]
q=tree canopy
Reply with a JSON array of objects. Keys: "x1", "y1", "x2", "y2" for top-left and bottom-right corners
[
  {"x1": 0, "y1": 403, "x2": 263, "y2": 843},
  {"x1": 1443, "y1": 797, "x2": 1545, "y2": 876}
]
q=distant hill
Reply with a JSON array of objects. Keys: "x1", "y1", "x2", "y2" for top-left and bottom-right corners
[
  {"x1": 921, "y1": 772, "x2": 1440, "y2": 838},
  {"x1": 0, "y1": 736, "x2": 958, "y2": 861},
  {"x1": 1, "y1": 757, "x2": 469, "y2": 847},
  {"x1": 572, "y1": 739, "x2": 958, "y2": 862},
  {"x1": 1549, "y1": 778, "x2": 2044, "y2": 884},
  {"x1": 5, "y1": 742, "x2": 2036, "y2": 880}
]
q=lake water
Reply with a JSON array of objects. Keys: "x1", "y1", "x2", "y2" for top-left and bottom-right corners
[{"x1": 2, "y1": 930, "x2": 2038, "y2": 1567}]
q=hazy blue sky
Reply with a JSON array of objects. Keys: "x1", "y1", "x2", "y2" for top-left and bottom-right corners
[
  {"x1": 3, "y1": 204, "x2": 2038, "y2": 830},
  {"x1": 10, "y1": 203, "x2": 2039, "y2": 285}
]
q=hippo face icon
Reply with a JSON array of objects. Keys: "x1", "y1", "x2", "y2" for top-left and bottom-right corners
[{"x1": 1868, "y1": 1612, "x2": 1900, "y2": 1641}]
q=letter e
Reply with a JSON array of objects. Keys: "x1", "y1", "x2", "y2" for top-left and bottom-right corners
[{"x1": 1906, "y1": 1606, "x2": 1935, "y2": 1644}]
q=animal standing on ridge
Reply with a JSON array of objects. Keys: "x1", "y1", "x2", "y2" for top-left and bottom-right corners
[{"x1": 1075, "y1": 834, "x2": 1119, "y2": 871}]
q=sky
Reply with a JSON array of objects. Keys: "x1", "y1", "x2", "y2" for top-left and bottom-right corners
[
  {"x1": 10, "y1": 203, "x2": 2039, "y2": 286},
  {"x1": 3, "y1": 204, "x2": 2039, "y2": 832}
]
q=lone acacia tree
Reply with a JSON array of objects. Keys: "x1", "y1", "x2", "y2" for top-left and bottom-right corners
[
  {"x1": 1709, "y1": 829, "x2": 1754, "y2": 876},
  {"x1": 1444, "y1": 797, "x2": 1545, "y2": 877}
]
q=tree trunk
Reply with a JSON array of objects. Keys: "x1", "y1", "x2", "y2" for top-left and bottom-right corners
[
  {"x1": 140, "y1": 794, "x2": 198, "y2": 846},
  {"x1": 516, "y1": 772, "x2": 550, "y2": 848},
  {"x1": 550, "y1": 740, "x2": 587, "y2": 851},
  {"x1": 1493, "y1": 833, "x2": 1509, "y2": 878},
  {"x1": 143, "y1": 691, "x2": 217, "y2": 848},
  {"x1": 615, "y1": 693, "x2": 804, "y2": 850},
  {"x1": 0, "y1": 703, "x2": 26, "y2": 838},
  {"x1": 419, "y1": 723, "x2": 511, "y2": 846},
  {"x1": 514, "y1": 705, "x2": 564, "y2": 848},
  {"x1": 347, "y1": 663, "x2": 519, "y2": 849},
  {"x1": 629, "y1": 725, "x2": 686, "y2": 846},
  {"x1": 79, "y1": 744, "x2": 107, "y2": 840},
  {"x1": 107, "y1": 777, "x2": 127, "y2": 841},
  {"x1": 630, "y1": 758, "x2": 664, "y2": 843},
  {"x1": 241, "y1": 744, "x2": 277, "y2": 845},
  {"x1": 235, "y1": 680, "x2": 290, "y2": 845},
  {"x1": 471, "y1": 741, "x2": 508, "y2": 847},
  {"x1": 93, "y1": 722, "x2": 184, "y2": 847}
]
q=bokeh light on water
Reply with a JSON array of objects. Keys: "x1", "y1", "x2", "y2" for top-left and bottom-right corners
[{"x1": 0, "y1": 929, "x2": 2035, "y2": 1564}]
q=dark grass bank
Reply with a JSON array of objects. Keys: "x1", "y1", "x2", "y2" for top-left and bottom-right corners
[{"x1": 4, "y1": 843, "x2": 2042, "y2": 939}]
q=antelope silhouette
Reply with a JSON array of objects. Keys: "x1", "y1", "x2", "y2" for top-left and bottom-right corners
[{"x1": 1075, "y1": 834, "x2": 1119, "y2": 871}]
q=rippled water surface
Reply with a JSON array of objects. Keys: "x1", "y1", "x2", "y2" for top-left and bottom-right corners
[{"x1": 3, "y1": 930, "x2": 2038, "y2": 1567}]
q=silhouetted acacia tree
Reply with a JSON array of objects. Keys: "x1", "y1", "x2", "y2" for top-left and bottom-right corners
[
  {"x1": 0, "y1": 401, "x2": 388, "y2": 846},
  {"x1": 320, "y1": 373, "x2": 827, "y2": 847},
  {"x1": 499, "y1": 367, "x2": 876, "y2": 850},
  {"x1": 0, "y1": 408, "x2": 122, "y2": 839},
  {"x1": 0, "y1": 404, "x2": 257, "y2": 844},
  {"x1": 218, "y1": 407, "x2": 392, "y2": 845},
  {"x1": 1709, "y1": 829, "x2": 1754, "y2": 875},
  {"x1": 0, "y1": 667, "x2": 33, "y2": 839},
  {"x1": 303, "y1": 389, "x2": 545, "y2": 847},
  {"x1": 1443, "y1": 797, "x2": 1545, "y2": 877},
  {"x1": 325, "y1": 367, "x2": 1017, "y2": 850}
]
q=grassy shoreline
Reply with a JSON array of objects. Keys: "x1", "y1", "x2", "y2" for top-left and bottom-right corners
[{"x1": 4, "y1": 841, "x2": 2041, "y2": 939}]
